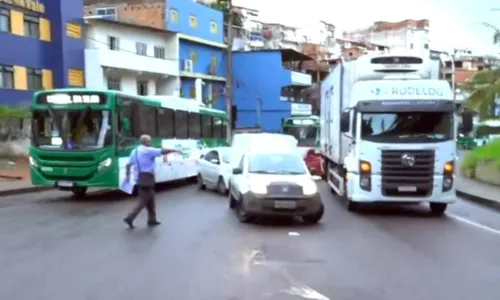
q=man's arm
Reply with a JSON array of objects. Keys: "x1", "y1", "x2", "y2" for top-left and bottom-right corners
[{"x1": 146, "y1": 147, "x2": 181, "y2": 157}]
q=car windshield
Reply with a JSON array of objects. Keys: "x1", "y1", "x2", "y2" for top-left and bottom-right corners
[
  {"x1": 283, "y1": 126, "x2": 319, "y2": 147},
  {"x1": 248, "y1": 153, "x2": 307, "y2": 175},
  {"x1": 360, "y1": 111, "x2": 453, "y2": 143},
  {"x1": 31, "y1": 108, "x2": 112, "y2": 150}
]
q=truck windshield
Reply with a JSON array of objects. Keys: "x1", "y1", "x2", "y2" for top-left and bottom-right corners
[
  {"x1": 32, "y1": 108, "x2": 112, "y2": 150},
  {"x1": 360, "y1": 112, "x2": 453, "y2": 143},
  {"x1": 283, "y1": 126, "x2": 318, "y2": 147}
]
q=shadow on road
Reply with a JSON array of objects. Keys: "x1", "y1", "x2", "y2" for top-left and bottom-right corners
[{"x1": 355, "y1": 203, "x2": 446, "y2": 219}]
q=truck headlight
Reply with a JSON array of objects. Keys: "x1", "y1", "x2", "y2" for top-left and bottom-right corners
[
  {"x1": 250, "y1": 183, "x2": 267, "y2": 194},
  {"x1": 302, "y1": 181, "x2": 318, "y2": 195},
  {"x1": 98, "y1": 158, "x2": 112, "y2": 171}
]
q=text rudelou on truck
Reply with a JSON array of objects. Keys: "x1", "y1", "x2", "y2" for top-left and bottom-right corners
[{"x1": 320, "y1": 53, "x2": 456, "y2": 215}]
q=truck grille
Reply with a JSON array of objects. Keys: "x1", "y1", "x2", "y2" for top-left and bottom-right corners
[
  {"x1": 266, "y1": 183, "x2": 303, "y2": 197},
  {"x1": 381, "y1": 150, "x2": 434, "y2": 197}
]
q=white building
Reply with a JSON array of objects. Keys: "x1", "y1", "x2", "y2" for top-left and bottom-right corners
[
  {"x1": 301, "y1": 20, "x2": 340, "y2": 59},
  {"x1": 344, "y1": 19, "x2": 430, "y2": 52},
  {"x1": 84, "y1": 17, "x2": 180, "y2": 96},
  {"x1": 262, "y1": 23, "x2": 305, "y2": 51}
]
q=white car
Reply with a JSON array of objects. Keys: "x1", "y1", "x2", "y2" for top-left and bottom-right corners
[
  {"x1": 228, "y1": 150, "x2": 324, "y2": 224},
  {"x1": 197, "y1": 147, "x2": 236, "y2": 194}
]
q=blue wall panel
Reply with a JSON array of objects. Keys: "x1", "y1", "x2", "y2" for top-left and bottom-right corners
[
  {"x1": 0, "y1": 0, "x2": 85, "y2": 107},
  {"x1": 231, "y1": 51, "x2": 292, "y2": 131},
  {"x1": 166, "y1": 0, "x2": 223, "y2": 43},
  {"x1": 179, "y1": 40, "x2": 226, "y2": 77}
]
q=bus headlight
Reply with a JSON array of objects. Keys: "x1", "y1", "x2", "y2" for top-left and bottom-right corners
[
  {"x1": 98, "y1": 158, "x2": 112, "y2": 171},
  {"x1": 250, "y1": 183, "x2": 267, "y2": 194},
  {"x1": 29, "y1": 156, "x2": 38, "y2": 167},
  {"x1": 303, "y1": 181, "x2": 318, "y2": 195}
]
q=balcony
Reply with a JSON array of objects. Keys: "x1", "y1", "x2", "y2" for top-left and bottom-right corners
[{"x1": 84, "y1": 48, "x2": 178, "y2": 77}]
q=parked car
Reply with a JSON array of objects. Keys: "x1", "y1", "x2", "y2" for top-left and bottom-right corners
[
  {"x1": 228, "y1": 149, "x2": 324, "y2": 224},
  {"x1": 197, "y1": 147, "x2": 235, "y2": 194}
]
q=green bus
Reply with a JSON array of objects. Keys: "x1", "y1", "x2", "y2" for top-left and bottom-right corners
[
  {"x1": 30, "y1": 89, "x2": 228, "y2": 197},
  {"x1": 282, "y1": 115, "x2": 320, "y2": 149}
]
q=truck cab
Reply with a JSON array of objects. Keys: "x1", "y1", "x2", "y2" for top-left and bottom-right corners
[{"x1": 320, "y1": 53, "x2": 456, "y2": 215}]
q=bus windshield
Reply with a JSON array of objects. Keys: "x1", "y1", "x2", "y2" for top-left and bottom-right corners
[
  {"x1": 32, "y1": 108, "x2": 112, "y2": 150},
  {"x1": 283, "y1": 126, "x2": 319, "y2": 147}
]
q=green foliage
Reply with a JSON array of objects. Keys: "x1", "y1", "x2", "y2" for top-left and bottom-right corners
[
  {"x1": 462, "y1": 69, "x2": 500, "y2": 120},
  {"x1": 461, "y1": 138, "x2": 500, "y2": 173},
  {"x1": 0, "y1": 106, "x2": 30, "y2": 118},
  {"x1": 209, "y1": 0, "x2": 243, "y2": 27}
]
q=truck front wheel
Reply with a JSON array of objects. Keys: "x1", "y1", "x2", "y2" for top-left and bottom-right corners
[
  {"x1": 429, "y1": 203, "x2": 447, "y2": 216},
  {"x1": 343, "y1": 180, "x2": 359, "y2": 212}
]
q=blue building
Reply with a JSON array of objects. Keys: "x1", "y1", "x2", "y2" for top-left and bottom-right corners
[
  {"x1": 0, "y1": 0, "x2": 85, "y2": 107},
  {"x1": 165, "y1": 0, "x2": 226, "y2": 107},
  {"x1": 232, "y1": 49, "x2": 313, "y2": 132}
]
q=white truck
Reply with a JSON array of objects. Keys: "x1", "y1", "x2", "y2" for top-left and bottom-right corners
[{"x1": 320, "y1": 52, "x2": 456, "y2": 215}]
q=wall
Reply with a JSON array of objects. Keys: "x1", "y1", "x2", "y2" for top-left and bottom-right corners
[
  {"x1": 232, "y1": 51, "x2": 292, "y2": 131},
  {"x1": 166, "y1": 0, "x2": 223, "y2": 43},
  {"x1": 0, "y1": 0, "x2": 85, "y2": 107}
]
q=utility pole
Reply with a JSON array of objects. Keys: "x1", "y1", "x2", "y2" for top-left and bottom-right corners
[{"x1": 225, "y1": 0, "x2": 233, "y2": 142}]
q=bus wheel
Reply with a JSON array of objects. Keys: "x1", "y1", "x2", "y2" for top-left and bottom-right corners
[{"x1": 71, "y1": 187, "x2": 87, "y2": 199}]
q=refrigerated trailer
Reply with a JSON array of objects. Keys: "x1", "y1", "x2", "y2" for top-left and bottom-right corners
[{"x1": 320, "y1": 53, "x2": 457, "y2": 215}]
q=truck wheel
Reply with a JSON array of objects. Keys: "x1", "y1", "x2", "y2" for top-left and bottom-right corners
[
  {"x1": 343, "y1": 181, "x2": 358, "y2": 212},
  {"x1": 71, "y1": 187, "x2": 87, "y2": 199},
  {"x1": 303, "y1": 204, "x2": 324, "y2": 224},
  {"x1": 429, "y1": 203, "x2": 447, "y2": 216}
]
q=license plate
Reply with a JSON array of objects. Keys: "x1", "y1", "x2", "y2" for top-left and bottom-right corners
[
  {"x1": 57, "y1": 181, "x2": 74, "y2": 187},
  {"x1": 398, "y1": 186, "x2": 417, "y2": 192},
  {"x1": 274, "y1": 201, "x2": 296, "y2": 209}
]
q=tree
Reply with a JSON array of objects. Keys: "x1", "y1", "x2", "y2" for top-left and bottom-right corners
[
  {"x1": 462, "y1": 69, "x2": 500, "y2": 120},
  {"x1": 209, "y1": 0, "x2": 243, "y2": 28}
]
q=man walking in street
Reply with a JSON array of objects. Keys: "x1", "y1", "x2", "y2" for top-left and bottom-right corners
[{"x1": 123, "y1": 134, "x2": 180, "y2": 229}]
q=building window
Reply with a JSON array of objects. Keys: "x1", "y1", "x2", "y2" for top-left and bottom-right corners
[
  {"x1": 23, "y1": 15, "x2": 39, "y2": 38},
  {"x1": 107, "y1": 78, "x2": 121, "y2": 90},
  {"x1": 189, "y1": 86, "x2": 195, "y2": 98},
  {"x1": 27, "y1": 68, "x2": 42, "y2": 90},
  {"x1": 210, "y1": 21, "x2": 217, "y2": 33},
  {"x1": 0, "y1": 65, "x2": 14, "y2": 89},
  {"x1": 170, "y1": 9, "x2": 178, "y2": 24},
  {"x1": 137, "y1": 80, "x2": 148, "y2": 95},
  {"x1": 136, "y1": 42, "x2": 147, "y2": 56},
  {"x1": 96, "y1": 7, "x2": 116, "y2": 17},
  {"x1": 108, "y1": 36, "x2": 119, "y2": 50},
  {"x1": 189, "y1": 15, "x2": 197, "y2": 28},
  {"x1": 154, "y1": 46, "x2": 165, "y2": 59},
  {"x1": 0, "y1": 9, "x2": 10, "y2": 33},
  {"x1": 189, "y1": 51, "x2": 198, "y2": 64}
]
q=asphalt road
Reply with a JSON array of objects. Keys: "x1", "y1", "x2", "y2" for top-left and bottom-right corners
[{"x1": 0, "y1": 182, "x2": 499, "y2": 300}]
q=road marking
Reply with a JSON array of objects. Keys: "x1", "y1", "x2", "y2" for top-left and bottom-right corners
[
  {"x1": 448, "y1": 213, "x2": 500, "y2": 235},
  {"x1": 288, "y1": 232, "x2": 300, "y2": 236}
]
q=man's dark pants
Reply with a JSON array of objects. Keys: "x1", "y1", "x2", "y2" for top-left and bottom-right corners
[{"x1": 126, "y1": 186, "x2": 157, "y2": 223}]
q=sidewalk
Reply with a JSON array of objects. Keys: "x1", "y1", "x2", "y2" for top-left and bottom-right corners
[
  {"x1": 0, "y1": 158, "x2": 52, "y2": 196},
  {"x1": 456, "y1": 172, "x2": 500, "y2": 210}
]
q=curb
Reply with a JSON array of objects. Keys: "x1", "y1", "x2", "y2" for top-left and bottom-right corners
[
  {"x1": 0, "y1": 186, "x2": 53, "y2": 197},
  {"x1": 456, "y1": 189, "x2": 500, "y2": 212}
]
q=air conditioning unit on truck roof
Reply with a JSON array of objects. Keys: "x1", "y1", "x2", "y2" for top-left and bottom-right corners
[{"x1": 353, "y1": 52, "x2": 432, "y2": 81}]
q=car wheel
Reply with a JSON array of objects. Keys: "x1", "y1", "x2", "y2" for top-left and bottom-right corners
[
  {"x1": 217, "y1": 176, "x2": 227, "y2": 195},
  {"x1": 235, "y1": 197, "x2": 255, "y2": 223},
  {"x1": 429, "y1": 203, "x2": 447, "y2": 216},
  {"x1": 197, "y1": 174, "x2": 206, "y2": 190},
  {"x1": 343, "y1": 180, "x2": 359, "y2": 212},
  {"x1": 303, "y1": 203, "x2": 324, "y2": 224},
  {"x1": 228, "y1": 188, "x2": 237, "y2": 209},
  {"x1": 71, "y1": 187, "x2": 87, "y2": 199}
]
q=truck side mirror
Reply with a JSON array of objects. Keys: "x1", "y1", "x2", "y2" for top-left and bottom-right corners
[
  {"x1": 462, "y1": 111, "x2": 473, "y2": 133},
  {"x1": 340, "y1": 112, "x2": 350, "y2": 132}
]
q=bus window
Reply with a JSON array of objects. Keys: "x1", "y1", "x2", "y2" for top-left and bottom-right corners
[
  {"x1": 158, "y1": 107, "x2": 174, "y2": 138},
  {"x1": 175, "y1": 110, "x2": 188, "y2": 139},
  {"x1": 201, "y1": 114, "x2": 212, "y2": 138},
  {"x1": 140, "y1": 104, "x2": 157, "y2": 136},
  {"x1": 189, "y1": 112, "x2": 201, "y2": 139},
  {"x1": 213, "y1": 117, "x2": 222, "y2": 138}
]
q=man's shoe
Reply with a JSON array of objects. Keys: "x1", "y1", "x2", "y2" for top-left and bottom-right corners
[
  {"x1": 147, "y1": 221, "x2": 161, "y2": 227},
  {"x1": 123, "y1": 217, "x2": 135, "y2": 229}
]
